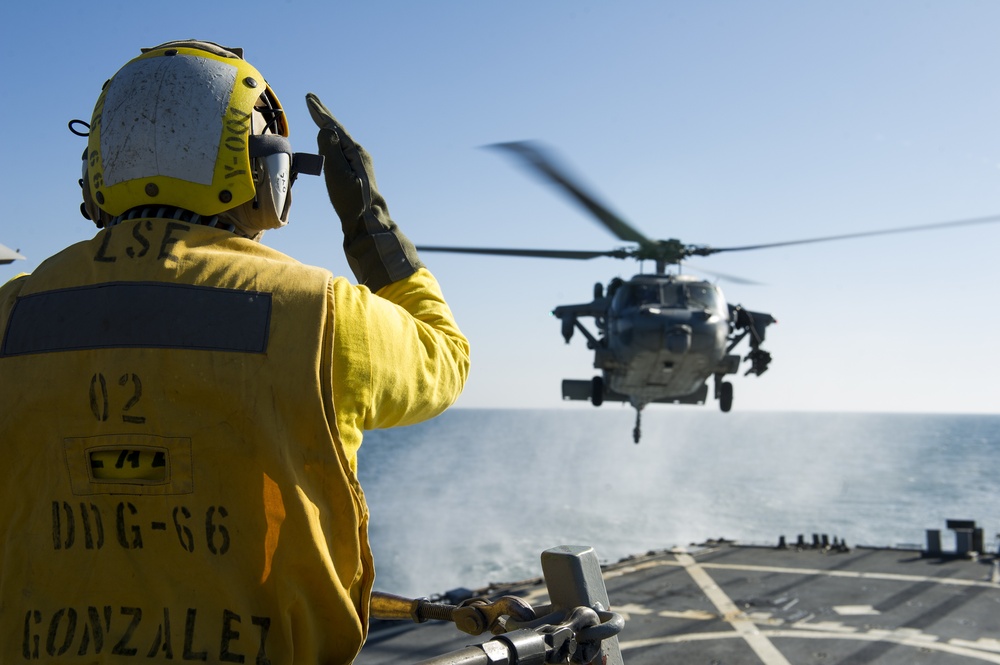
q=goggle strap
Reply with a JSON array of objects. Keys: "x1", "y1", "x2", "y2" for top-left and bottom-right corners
[
  {"x1": 247, "y1": 135, "x2": 324, "y2": 178},
  {"x1": 292, "y1": 152, "x2": 325, "y2": 177}
]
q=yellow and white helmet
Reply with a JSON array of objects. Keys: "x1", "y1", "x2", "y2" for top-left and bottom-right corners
[{"x1": 80, "y1": 40, "x2": 321, "y2": 236}]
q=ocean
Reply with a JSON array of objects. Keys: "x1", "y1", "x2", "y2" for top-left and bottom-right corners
[{"x1": 356, "y1": 409, "x2": 999, "y2": 599}]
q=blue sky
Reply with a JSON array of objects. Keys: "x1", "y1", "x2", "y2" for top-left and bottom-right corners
[{"x1": 4, "y1": 1, "x2": 1000, "y2": 414}]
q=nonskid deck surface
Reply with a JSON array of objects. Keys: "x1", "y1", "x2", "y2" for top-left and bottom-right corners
[{"x1": 356, "y1": 542, "x2": 1000, "y2": 665}]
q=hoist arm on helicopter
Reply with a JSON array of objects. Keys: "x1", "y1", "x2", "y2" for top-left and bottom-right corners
[{"x1": 728, "y1": 304, "x2": 776, "y2": 377}]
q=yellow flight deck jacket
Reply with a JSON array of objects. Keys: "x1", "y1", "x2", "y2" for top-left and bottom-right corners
[{"x1": 0, "y1": 219, "x2": 469, "y2": 664}]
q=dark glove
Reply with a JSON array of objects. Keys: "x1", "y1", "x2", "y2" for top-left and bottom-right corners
[{"x1": 306, "y1": 93, "x2": 423, "y2": 291}]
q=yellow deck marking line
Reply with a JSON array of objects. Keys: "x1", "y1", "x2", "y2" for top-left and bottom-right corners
[
  {"x1": 700, "y1": 561, "x2": 1000, "y2": 588},
  {"x1": 952, "y1": 639, "x2": 1000, "y2": 654},
  {"x1": 675, "y1": 553, "x2": 792, "y2": 665},
  {"x1": 611, "y1": 555, "x2": 1000, "y2": 663},
  {"x1": 628, "y1": 557, "x2": 999, "y2": 589},
  {"x1": 832, "y1": 604, "x2": 880, "y2": 616},
  {"x1": 657, "y1": 609, "x2": 716, "y2": 620}
]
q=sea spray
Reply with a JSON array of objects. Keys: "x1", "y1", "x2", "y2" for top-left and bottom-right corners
[{"x1": 358, "y1": 409, "x2": 1000, "y2": 597}]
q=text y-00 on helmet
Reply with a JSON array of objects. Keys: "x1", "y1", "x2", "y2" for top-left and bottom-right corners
[{"x1": 82, "y1": 40, "x2": 318, "y2": 236}]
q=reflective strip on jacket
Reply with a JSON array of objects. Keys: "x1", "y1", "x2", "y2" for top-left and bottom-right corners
[{"x1": 0, "y1": 220, "x2": 469, "y2": 664}]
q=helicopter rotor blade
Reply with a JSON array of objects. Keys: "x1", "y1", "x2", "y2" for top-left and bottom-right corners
[
  {"x1": 417, "y1": 245, "x2": 633, "y2": 261},
  {"x1": 683, "y1": 263, "x2": 764, "y2": 286},
  {"x1": 487, "y1": 141, "x2": 654, "y2": 246},
  {"x1": 694, "y1": 214, "x2": 1000, "y2": 256}
]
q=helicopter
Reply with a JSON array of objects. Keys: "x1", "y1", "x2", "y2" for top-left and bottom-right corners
[{"x1": 418, "y1": 141, "x2": 1000, "y2": 443}]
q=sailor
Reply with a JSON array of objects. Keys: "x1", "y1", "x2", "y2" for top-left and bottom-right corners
[{"x1": 0, "y1": 41, "x2": 469, "y2": 664}]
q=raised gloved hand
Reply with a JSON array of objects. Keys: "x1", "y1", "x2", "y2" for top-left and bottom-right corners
[{"x1": 306, "y1": 93, "x2": 423, "y2": 291}]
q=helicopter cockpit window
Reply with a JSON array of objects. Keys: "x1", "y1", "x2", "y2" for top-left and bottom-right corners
[
  {"x1": 687, "y1": 283, "x2": 725, "y2": 314},
  {"x1": 628, "y1": 284, "x2": 660, "y2": 306},
  {"x1": 660, "y1": 285, "x2": 682, "y2": 307},
  {"x1": 637, "y1": 284, "x2": 660, "y2": 305},
  {"x1": 612, "y1": 283, "x2": 661, "y2": 309},
  {"x1": 612, "y1": 282, "x2": 692, "y2": 310}
]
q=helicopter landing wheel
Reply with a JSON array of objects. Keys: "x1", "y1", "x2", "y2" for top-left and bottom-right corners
[
  {"x1": 719, "y1": 381, "x2": 733, "y2": 412},
  {"x1": 591, "y1": 376, "x2": 604, "y2": 407}
]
